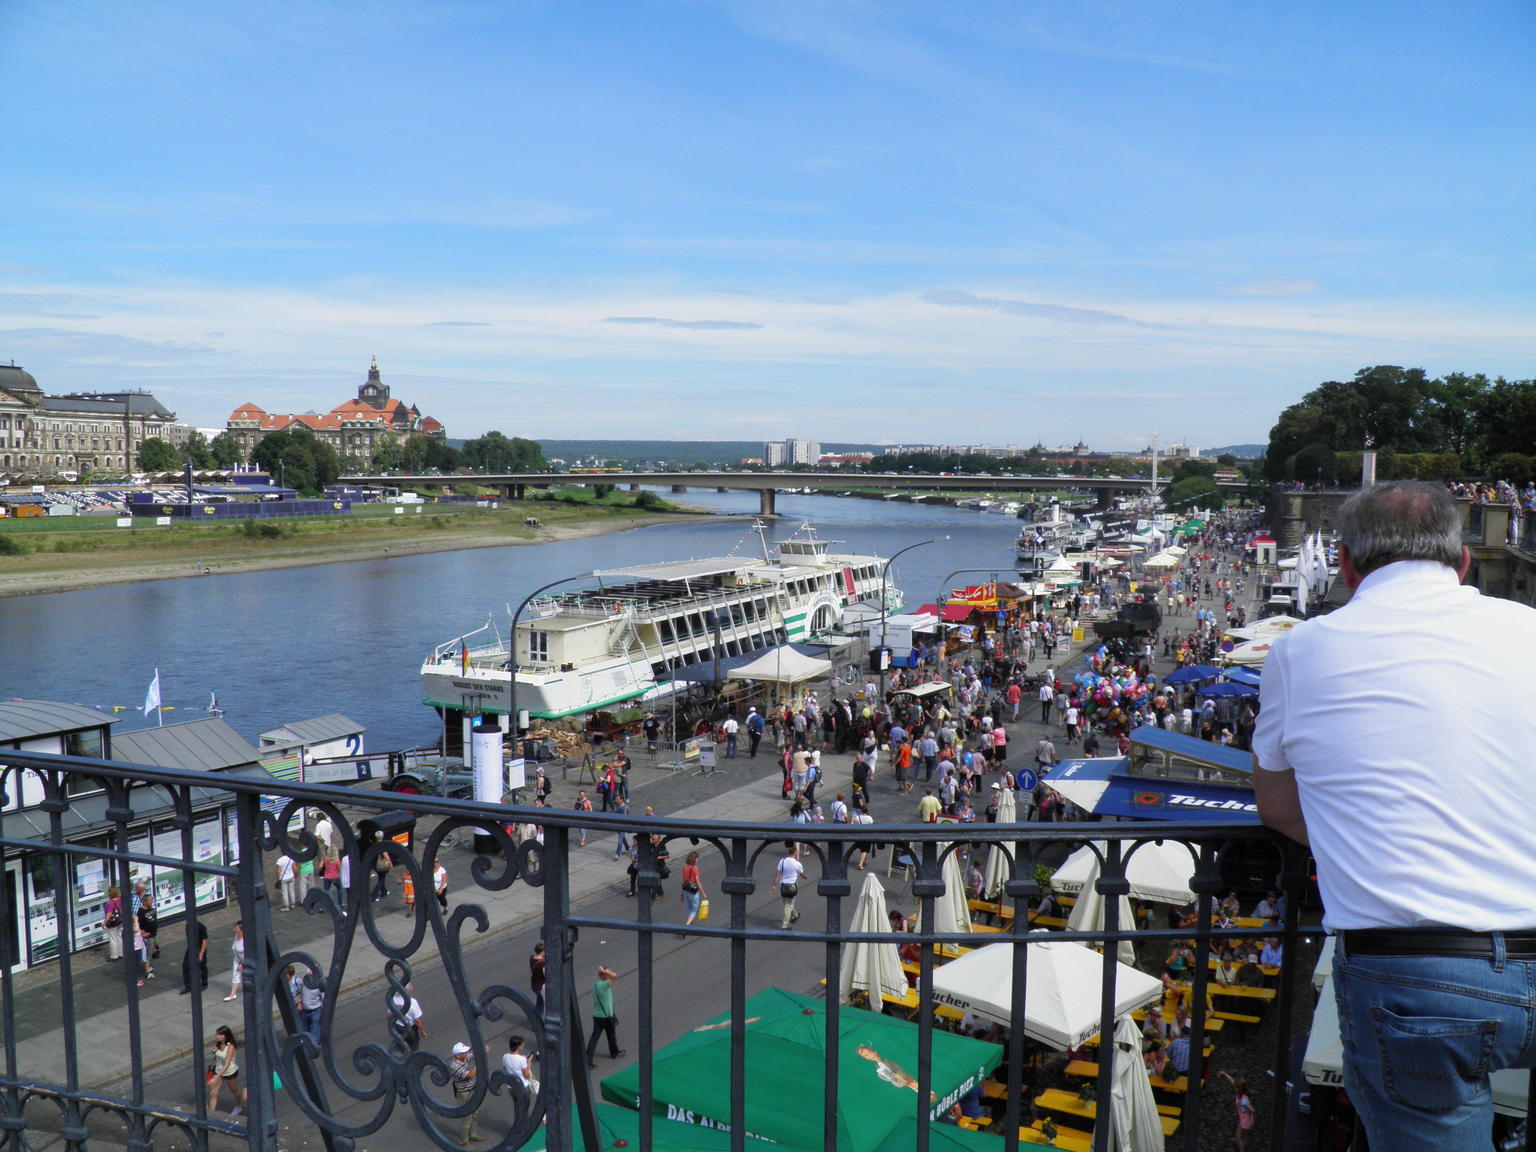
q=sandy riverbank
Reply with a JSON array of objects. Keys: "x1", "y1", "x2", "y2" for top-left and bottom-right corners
[{"x1": 0, "y1": 509, "x2": 736, "y2": 600}]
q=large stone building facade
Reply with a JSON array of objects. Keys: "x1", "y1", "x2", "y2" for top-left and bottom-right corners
[
  {"x1": 226, "y1": 358, "x2": 444, "y2": 464},
  {"x1": 0, "y1": 364, "x2": 176, "y2": 478}
]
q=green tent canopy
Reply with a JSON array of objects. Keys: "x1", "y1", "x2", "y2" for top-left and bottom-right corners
[
  {"x1": 523, "y1": 1102, "x2": 738, "y2": 1151},
  {"x1": 600, "y1": 988, "x2": 1002, "y2": 1152}
]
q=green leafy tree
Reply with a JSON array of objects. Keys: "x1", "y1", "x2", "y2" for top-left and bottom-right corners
[
  {"x1": 397, "y1": 433, "x2": 460, "y2": 474},
  {"x1": 1166, "y1": 475, "x2": 1223, "y2": 511},
  {"x1": 1488, "y1": 453, "x2": 1536, "y2": 485},
  {"x1": 461, "y1": 431, "x2": 547, "y2": 472},
  {"x1": 1479, "y1": 378, "x2": 1536, "y2": 460},
  {"x1": 136, "y1": 437, "x2": 180, "y2": 472},
  {"x1": 1169, "y1": 459, "x2": 1219, "y2": 483},
  {"x1": 209, "y1": 431, "x2": 245, "y2": 469},
  {"x1": 251, "y1": 428, "x2": 341, "y2": 495},
  {"x1": 370, "y1": 438, "x2": 406, "y2": 473},
  {"x1": 1291, "y1": 442, "x2": 1341, "y2": 486},
  {"x1": 1420, "y1": 373, "x2": 1490, "y2": 466},
  {"x1": 180, "y1": 430, "x2": 216, "y2": 469}
]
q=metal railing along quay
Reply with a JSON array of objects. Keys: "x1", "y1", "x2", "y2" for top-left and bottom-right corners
[{"x1": 0, "y1": 748, "x2": 1313, "y2": 1151}]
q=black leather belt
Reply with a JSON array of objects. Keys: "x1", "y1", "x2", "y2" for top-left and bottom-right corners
[{"x1": 1341, "y1": 929, "x2": 1536, "y2": 960}]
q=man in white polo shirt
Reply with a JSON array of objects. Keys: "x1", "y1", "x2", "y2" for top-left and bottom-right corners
[{"x1": 1253, "y1": 480, "x2": 1536, "y2": 1150}]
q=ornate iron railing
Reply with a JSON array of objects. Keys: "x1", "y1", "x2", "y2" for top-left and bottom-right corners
[{"x1": 0, "y1": 748, "x2": 1310, "y2": 1151}]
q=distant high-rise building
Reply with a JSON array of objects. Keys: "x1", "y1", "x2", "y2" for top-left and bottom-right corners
[
  {"x1": 785, "y1": 438, "x2": 820, "y2": 466},
  {"x1": 763, "y1": 439, "x2": 819, "y2": 466}
]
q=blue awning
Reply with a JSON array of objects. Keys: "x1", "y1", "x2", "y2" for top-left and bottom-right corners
[
  {"x1": 1043, "y1": 756, "x2": 1260, "y2": 823},
  {"x1": 1222, "y1": 667, "x2": 1262, "y2": 687},
  {"x1": 1042, "y1": 727, "x2": 1259, "y2": 824}
]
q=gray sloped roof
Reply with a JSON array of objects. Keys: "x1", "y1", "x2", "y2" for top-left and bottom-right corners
[
  {"x1": 0, "y1": 764, "x2": 278, "y2": 844},
  {"x1": 0, "y1": 364, "x2": 41, "y2": 397},
  {"x1": 112, "y1": 718, "x2": 259, "y2": 772},
  {"x1": 46, "y1": 392, "x2": 175, "y2": 419},
  {"x1": 257, "y1": 713, "x2": 364, "y2": 747},
  {"x1": 0, "y1": 700, "x2": 115, "y2": 744}
]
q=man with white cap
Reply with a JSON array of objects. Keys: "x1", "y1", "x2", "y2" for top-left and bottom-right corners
[
  {"x1": 449, "y1": 1041, "x2": 478, "y2": 1143},
  {"x1": 745, "y1": 706, "x2": 765, "y2": 758}
]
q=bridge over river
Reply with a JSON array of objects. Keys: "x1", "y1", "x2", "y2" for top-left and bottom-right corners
[{"x1": 338, "y1": 470, "x2": 1244, "y2": 516}]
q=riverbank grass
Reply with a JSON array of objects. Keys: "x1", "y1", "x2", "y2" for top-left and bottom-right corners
[{"x1": 0, "y1": 487, "x2": 691, "y2": 587}]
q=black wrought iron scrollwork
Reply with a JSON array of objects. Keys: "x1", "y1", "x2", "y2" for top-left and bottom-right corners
[
  {"x1": 0, "y1": 745, "x2": 1302, "y2": 1152},
  {"x1": 256, "y1": 809, "x2": 546, "y2": 1150}
]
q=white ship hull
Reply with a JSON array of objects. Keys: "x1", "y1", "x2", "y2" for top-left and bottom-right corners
[{"x1": 421, "y1": 526, "x2": 897, "y2": 722}]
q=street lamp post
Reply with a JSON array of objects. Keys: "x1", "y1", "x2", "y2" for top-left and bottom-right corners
[
  {"x1": 507, "y1": 571, "x2": 596, "y2": 755},
  {"x1": 877, "y1": 536, "x2": 949, "y2": 698}
]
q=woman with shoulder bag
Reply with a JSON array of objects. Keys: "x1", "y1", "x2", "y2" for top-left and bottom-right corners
[
  {"x1": 678, "y1": 851, "x2": 706, "y2": 934},
  {"x1": 207, "y1": 1025, "x2": 245, "y2": 1116},
  {"x1": 101, "y1": 886, "x2": 124, "y2": 961}
]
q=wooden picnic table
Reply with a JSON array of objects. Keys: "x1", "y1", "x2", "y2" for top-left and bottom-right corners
[
  {"x1": 1033, "y1": 1088, "x2": 1181, "y2": 1136},
  {"x1": 1207, "y1": 983, "x2": 1277, "y2": 1003},
  {"x1": 1132, "y1": 1007, "x2": 1223, "y2": 1033},
  {"x1": 969, "y1": 898, "x2": 1016, "y2": 921},
  {"x1": 882, "y1": 986, "x2": 966, "y2": 1023},
  {"x1": 1064, "y1": 1059, "x2": 1188, "y2": 1096},
  {"x1": 1019, "y1": 1121, "x2": 1092, "y2": 1151},
  {"x1": 1206, "y1": 957, "x2": 1281, "y2": 978}
]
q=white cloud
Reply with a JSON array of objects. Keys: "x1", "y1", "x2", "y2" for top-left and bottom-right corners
[
  {"x1": 4, "y1": 273, "x2": 1534, "y2": 446},
  {"x1": 1228, "y1": 278, "x2": 1321, "y2": 297}
]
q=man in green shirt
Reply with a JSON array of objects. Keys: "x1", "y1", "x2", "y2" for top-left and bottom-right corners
[{"x1": 584, "y1": 965, "x2": 625, "y2": 1067}]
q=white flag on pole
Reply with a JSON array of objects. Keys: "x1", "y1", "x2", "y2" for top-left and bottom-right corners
[{"x1": 143, "y1": 670, "x2": 161, "y2": 719}]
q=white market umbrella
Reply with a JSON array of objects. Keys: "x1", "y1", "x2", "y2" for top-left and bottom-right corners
[
  {"x1": 1052, "y1": 840, "x2": 1197, "y2": 906},
  {"x1": 1066, "y1": 856, "x2": 1138, "y2": 966},
  {"x1": 839, "y1": 872, "x2": 907, "y2": 1005},
  {"x1": 1223, "y1": 637, "x2": 1276, "y2": 666},
  {"x1": 980, "y1": 791, "x2": 1017, "y2": 901},
  {"x1": 916, "y1": 844, "x2": 973, "y2": 937},
  {"x1": 1101, "y1": 1013, "x2": 1165, "y2": 1152},
  {"x1": 1246, "y1": 615, "x2": 1305, "y2": 636},
  {"x1": 930, "y1": 936, "x2": 1162, "y2": 1051},
  {"x1": 981, "y1": 842, "x2": 1012, "y2": 903}
]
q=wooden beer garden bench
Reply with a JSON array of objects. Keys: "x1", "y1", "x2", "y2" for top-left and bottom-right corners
[{"x1": 1033, "y1": 1088, "x2": 1181, "y2": 1136}]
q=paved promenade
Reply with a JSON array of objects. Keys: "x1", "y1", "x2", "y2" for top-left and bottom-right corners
[{"x1": 16, "y1": 548, "x2": 1256, "y2": 1105}]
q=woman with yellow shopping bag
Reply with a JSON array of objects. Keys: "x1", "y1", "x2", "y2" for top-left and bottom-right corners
[{"x1": 678, "y1": 851, "x2": 708, "y2": 937}]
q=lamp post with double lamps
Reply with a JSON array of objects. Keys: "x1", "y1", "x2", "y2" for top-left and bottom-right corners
[{"x1": 877, "y1": 536, "x2": 949, "y2": 699}]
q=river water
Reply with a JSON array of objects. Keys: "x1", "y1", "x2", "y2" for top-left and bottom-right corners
[{"x1": 2, "y1": 491, "x2": 1040, "y2": 751}]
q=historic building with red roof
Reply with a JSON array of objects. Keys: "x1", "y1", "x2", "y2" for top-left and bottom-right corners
[{"x1": 225, "y1": 358, "x2": 446, "y2": 464}]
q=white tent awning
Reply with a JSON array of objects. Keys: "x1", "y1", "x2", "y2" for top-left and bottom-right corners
[
  {"x1": 931, "y1": 937, "x2": 1162, "y2": 1051},
  {"x1": 725, "y1": 647, "x2": 833, "y2": 685}
]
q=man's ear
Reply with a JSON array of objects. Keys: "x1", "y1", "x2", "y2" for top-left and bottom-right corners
[{"x1": 1338, "y1": 545, "x2": 1363, "y2": 589}]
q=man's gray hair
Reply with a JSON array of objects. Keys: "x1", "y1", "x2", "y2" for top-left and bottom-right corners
[{"x1": 1335, "y1": 480, "x2": 1462, "y2": 576}]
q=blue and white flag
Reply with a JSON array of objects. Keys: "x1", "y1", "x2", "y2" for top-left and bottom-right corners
[{"x1": 143, "y1": 670, "x2": 161, "y2": 719}]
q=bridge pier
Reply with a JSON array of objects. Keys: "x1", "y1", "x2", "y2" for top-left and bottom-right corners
[
  {"x1": 629, "y1": 483, "x2": 640, "y2": 491},
  {"x1": 1094, "y1": 487, "x2": 1115, "y2": 510},
  {"x1": 759, "y1": 489, "x2": 777, "y2": 518},
  {"x1": 672, "y1": 485, "x2": 687, "y2": 493}
]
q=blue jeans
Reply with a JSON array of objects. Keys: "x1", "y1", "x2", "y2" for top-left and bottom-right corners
[{"x1": 1335, "y1": 938, "x2": 1536, "y2": 1150}]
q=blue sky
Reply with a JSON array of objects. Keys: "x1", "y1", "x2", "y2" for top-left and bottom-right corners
[{"x1": 2, "y1": 0, "x2": 1533, "y2": 451}]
